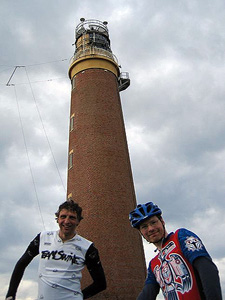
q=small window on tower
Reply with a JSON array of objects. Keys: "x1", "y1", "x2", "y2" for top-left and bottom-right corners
[
  {"x1": 67, "y1": 193, "x2": 73, "y2": 200},
  {"x1": 68, "y1": 150, "x2": 73, "y2": 169},
  {"x1": 70, "y1": 114, "x2": 75, "y2": 131},
  {"x1": 71, "y1": 76, "x2": 76, "y2": 90}
]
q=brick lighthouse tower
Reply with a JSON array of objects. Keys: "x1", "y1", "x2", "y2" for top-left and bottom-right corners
[{"x1": 67, "y1": 18, "x2": 146, "y2": 299}]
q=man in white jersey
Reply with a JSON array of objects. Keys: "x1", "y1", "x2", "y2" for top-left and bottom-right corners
[{"x1": 5, "y1": 200, "x2": 106, "y2": 300}]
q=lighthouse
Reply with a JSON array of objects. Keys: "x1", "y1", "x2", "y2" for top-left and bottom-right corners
[{"x1": 67, "y1": 18, "x2": 146, "y2": 299}]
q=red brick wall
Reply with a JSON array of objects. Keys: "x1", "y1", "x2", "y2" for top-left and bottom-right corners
[{"x1": 67, "y1": 68, "x2": 146, "y2": 299}]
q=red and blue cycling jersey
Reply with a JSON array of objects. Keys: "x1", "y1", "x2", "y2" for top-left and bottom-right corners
[{"x1": 146, "y1": 228, "x2": 210, "y2": 300}]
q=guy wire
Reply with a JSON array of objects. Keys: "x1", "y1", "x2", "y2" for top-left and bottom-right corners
[
  {"x1": 13, "y1": 84, "x2": 46, "y2": 230},
  {"x1": 24, "y1": 66, "x2": 66, "y2": 193}
]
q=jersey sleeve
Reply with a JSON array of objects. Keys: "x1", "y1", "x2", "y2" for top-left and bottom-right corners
[
  {"x1": 178, "y1": 228, "x2": 210, "y2": 264},
  {"x1": 139, "y1": 262, "x2": 159, "y2": 300},
  {"x1": 5, "y1": 234, "x2": 40, "y2": 299},
  {"x1": 145, "y1": 261, "x2": 159, "y2": 285},
  {"x1": 82, "y1": 244, "x2": 106, "y2": 299},
  {"x1": 26, "y1": 233, "x2": 40, "y2": 257},
  {"x1": 137, "y1": 283, "x2": 160, "y2": 300},
  {"x1": 193, "y1": 256, "x2": 222, "y2": 300}
]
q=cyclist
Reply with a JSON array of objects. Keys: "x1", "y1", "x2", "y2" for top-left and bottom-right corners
[
  {"x1": 6, "y1": 200, "x2": 106, "y2": 300},
  {"x1": 129, "y1": 201, "x2": 222, "y2": 300}
]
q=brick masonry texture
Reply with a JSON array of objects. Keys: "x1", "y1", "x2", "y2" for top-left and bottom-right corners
[{"x1": 67, "y1": 68, "x2": 146, "y2": 299}]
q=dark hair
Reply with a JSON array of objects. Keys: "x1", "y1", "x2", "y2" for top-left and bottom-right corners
[{"x1": 55, "y1": 200, "x2": 83, "y2": 221}]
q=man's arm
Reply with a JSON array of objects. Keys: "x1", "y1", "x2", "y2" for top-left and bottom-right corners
[
  {"x1": 136, "y1": 283, "x2": 160, "y2": 300},
  {"x1": 177, "y1": 228, "x2": 222, "y2": 299},
  {"x1": 5, "y1": 234, "x2": 40, "y2": 300},
  {"x1": 82, "y1": 244, "x2": 106, "y2": 299},
  {"x1": 193, "y1": 256, "x2": 222, "y2": 300},
  {"x1": 136, "y1": 259, "x2": 160, "y2": 300}
]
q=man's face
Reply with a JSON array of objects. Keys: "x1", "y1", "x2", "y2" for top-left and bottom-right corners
[
  {"x1": 58, "y1": 209, "x2": 80, "y2": 238},
  {"x1": 139, "y1": 215, "x2": 165, "y2": 244}
]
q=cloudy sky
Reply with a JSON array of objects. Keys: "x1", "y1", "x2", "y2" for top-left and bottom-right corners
[{"x1": 1, "y1": 0, "x2": 225, "y2": 299}]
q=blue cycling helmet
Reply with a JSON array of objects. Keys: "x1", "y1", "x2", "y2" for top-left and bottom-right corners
[{"x1": 129, "y1": 202, "x2": 162, "y2": 228}]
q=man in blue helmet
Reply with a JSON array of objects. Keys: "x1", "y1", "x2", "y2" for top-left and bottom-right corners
[{"x1": 129, "y1": 202, "x2": 222, "y2": 300}]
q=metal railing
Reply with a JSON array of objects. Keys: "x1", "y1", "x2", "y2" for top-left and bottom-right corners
[
  {"x1": 70, "y1": 47, "x2": 119, "y2": 65},
  {"x1": 118, "y1": 72, "x2": 130, "y2": 92},
  {"x1": 76, "y1": 19, "x2": 109, "y2": 39},
  {"x1": 119, "y1": 72, "x2": 129, "y2": 80}
]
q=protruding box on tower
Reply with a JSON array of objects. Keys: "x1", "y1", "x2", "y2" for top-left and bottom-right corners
[{"x1": 69, "y1": 18, "x2": 130, "y2": 91}]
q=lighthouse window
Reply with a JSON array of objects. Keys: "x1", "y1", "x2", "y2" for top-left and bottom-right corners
[
  {"x1": 67, "y1": 193, "x2": 73, "y2": 200},
  {"x1": 71, "y1": 76, "x2": 76, "y2": 90},
  {"x1": 89, "y1": 32, "x2": 110, "y2": 50},
  {"x1": 68, "y1": 151, "x2": 73, "y2": 169},
  {"x1": 70, "y1": 115, "x2": 74, "y2": 131}
]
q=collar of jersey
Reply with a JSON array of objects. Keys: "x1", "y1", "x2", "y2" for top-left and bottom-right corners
[{"x1": 57, "y1": 230, "x2": 78, "y2": 242}]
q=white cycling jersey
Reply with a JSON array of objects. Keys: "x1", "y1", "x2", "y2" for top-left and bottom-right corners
[{"x1": 38, "y1": 231, "x2": 92, "y2": 300}]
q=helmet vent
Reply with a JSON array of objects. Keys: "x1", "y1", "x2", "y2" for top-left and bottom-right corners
[{"x1": 139, "y1": 207, "x2": 145, "y2": 216}]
